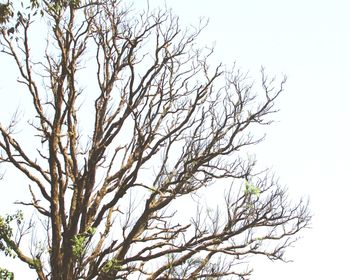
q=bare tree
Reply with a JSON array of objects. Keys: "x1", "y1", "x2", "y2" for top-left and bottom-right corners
[{"x1": 0, "y1": 1, "x2": 310, "y2": 279}]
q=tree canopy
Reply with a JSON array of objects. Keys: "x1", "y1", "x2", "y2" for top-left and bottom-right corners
[{"x1": 0, "y1": 1, "x2": 310, "y2": 279}]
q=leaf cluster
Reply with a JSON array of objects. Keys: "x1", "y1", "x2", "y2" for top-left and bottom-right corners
[
  {"x1": 0, "y1": 268, "x2": 14, "y2": 280},
  {"x1": 102, "y1": 259, "x2": 122, "y2": 273},
  {"x1": 0, "y1": 210, "x2": 23, "y2": 258},
  {"x1": 71, "y1": 227, "x2": 96, "y2": 259},
  {"x1": 244, "y1": 180, "x2": 261, "y2": 196},
  {"x1": 0, "y1": 3, "x2": 13, "y2": 24}
]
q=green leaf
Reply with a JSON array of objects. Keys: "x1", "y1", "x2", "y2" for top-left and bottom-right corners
[
  {"x1": 244, "y1": 180, "x2": 260, "y2": 196},
  {"x1": 0, "y1": 268, "x2": 14, "y2": 280}
]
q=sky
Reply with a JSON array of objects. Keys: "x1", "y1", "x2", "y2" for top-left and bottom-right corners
[
  {"x1": 1, "y1": 0, "x2": 350, "y2": 279},
  {"x1": 147, "y1": 0, "x2": 350, "y2": 279}
]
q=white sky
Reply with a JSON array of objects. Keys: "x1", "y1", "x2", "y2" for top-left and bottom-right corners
[
  {"x1": 1, "y1": 0, "x2": 350, "y2": 279},
  {"x1": 150, "y1": 0, "x2": 350, "y2": 279}
]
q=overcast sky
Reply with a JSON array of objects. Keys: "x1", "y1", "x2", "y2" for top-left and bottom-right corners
[{"x1": 1, "y1": 0, "x2": 350, "y2": 279}]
